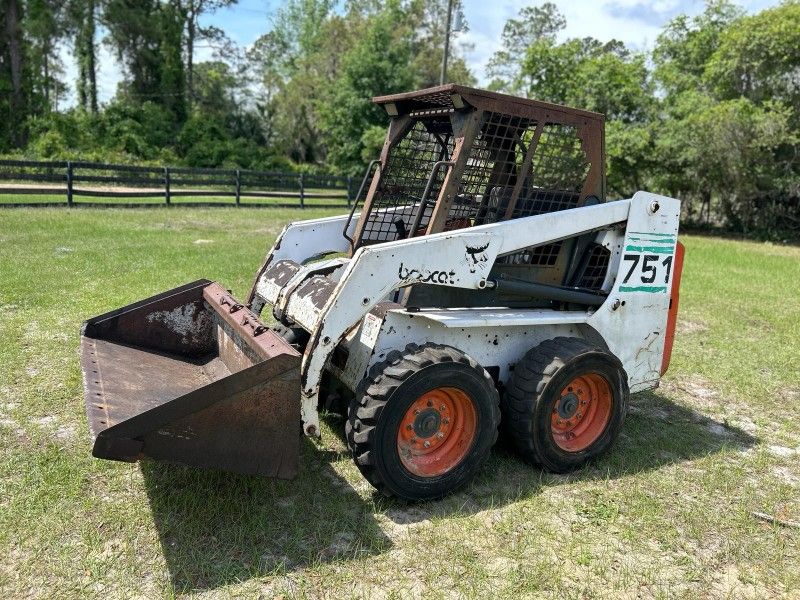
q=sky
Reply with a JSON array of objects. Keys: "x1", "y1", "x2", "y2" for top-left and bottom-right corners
[{"x1": 62, "y1": 0, "x2": 779, "y2": 108}]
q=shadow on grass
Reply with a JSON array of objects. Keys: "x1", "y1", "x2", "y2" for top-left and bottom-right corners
[
  {"x1": 379, "y1": 389, "x2": 758, "y2": 524},
  {"x1": 142, "y1": 389, "x2": 755, "y2": 592},
  {"x1": 141, "y1": 439, "x2": 391, "y2": 594}
]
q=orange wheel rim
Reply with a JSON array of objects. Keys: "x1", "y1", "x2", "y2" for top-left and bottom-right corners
[
  {"x1": 396, "y1": 387, "x2": 477, "y2": 477},
  {"x1": 551, "y1": 373, "x2": 612, "y2": 452}
]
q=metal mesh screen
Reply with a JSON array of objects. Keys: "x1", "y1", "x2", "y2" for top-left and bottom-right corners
[
  {"x1": 495, "y1": 121, "x2": 590, "y2": 267},
  {"x1": 576, "y1": 243, "x2": 611, "y2": 290},
  {"x1": 452, "y1": 112, "x2": 537, "y2": 228},
  {"x1": 359, "y1": 117, "x2": 454, "y2": 245},
  {"x1": 357, "y1": 110, "x2": 591, "y2": 256}
]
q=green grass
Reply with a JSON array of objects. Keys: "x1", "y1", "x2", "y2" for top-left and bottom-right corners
[
  {"x1": 0, "y1": 191, "x2": 349, "y2": 208},
  {"x1": 1, "y1": 208, "x2": 798, "y2": 598}
]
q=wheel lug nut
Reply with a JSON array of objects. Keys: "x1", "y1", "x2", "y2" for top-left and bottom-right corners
[
  {"x1": 414, "y1": 409, "x2": 420, "y2": 415},
  {"x1": 406, "y1": 424, "x2": 413, "y2": 430},
  {"x1": 424, "y1": 441, "x2": 431, "y2": 448},
  {"x1": 436, "y1": 432, "x2": 444, "y2": 439},
  {"x1": 443, "y1": 418, "x2": 449, "y2": 424},
  {"x1": 427, "y1": 400, "x2": 433, "y2": 407},
  {"x1": 439, "y1": 404, "x2": 446, "y2": 411}
]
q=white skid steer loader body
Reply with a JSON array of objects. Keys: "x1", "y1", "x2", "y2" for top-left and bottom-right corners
[{"x1": 251, "y1": 191, "x2": 680, "y2": 437}]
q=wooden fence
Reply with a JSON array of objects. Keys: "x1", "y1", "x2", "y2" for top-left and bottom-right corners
[{"x1": 0, "y1": 159, "x2": 357, "y2": 208}]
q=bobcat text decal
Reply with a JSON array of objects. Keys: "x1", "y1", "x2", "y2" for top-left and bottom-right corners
[{"x1": 398, "y1": 263, "x2": 457, "y2": 285}]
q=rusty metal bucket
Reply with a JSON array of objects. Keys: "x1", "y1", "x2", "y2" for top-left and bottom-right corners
[{"x1": 80, "y1": 280, "x2": 301, "y2": 478}]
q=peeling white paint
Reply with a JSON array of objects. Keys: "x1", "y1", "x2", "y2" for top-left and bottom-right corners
[{"x1": 146, "y1": 305, "x2": 210, "y2": 342}]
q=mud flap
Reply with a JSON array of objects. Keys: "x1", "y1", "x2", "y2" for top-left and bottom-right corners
[{"x1": 80, "y1": 280, "x2": 302, "y2": 478}]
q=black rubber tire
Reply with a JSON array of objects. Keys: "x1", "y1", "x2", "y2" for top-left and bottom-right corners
[
  {"x1": 502, "y1": 337, "x2": 629, "y2": 473},
  {"x1": 346, "y1": 343, "x2": 500, "y2": 501}
]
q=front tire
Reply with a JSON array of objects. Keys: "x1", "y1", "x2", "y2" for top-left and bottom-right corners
[
  {"x1": 346, "y1": 343, "x2": 500, "y2": 501},
  {"x1": 502, "y1": 337, "x2": 629, "y2": 473}
]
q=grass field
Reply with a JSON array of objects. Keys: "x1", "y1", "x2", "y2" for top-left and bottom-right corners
[
  {"x1": 0, "y1": 191, "x2": 349, "y2": 208},
  {"x1": 1, "y1": 207, "x2": 798, "y2": 599}
]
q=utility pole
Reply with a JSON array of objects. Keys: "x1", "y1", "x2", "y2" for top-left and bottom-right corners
[{"x1": 439, "y1": 0, "x2": 454, "y2": 85}]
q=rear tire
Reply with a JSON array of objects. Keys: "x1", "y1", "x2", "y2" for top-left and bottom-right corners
[
  {"x1": 502, "y1": 337, "x2": 628, "y2": 473},
  {"x1": 346, "y1": 343, "x2": 500, "y2": 501}
]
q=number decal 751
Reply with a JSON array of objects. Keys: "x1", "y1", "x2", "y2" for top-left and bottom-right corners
[
  {"x1": 619, "y1": 232, "x2": 677, "y2": 293},
  {"x1": 621, "y1": 254, "x2": 674, "y2": 291}
]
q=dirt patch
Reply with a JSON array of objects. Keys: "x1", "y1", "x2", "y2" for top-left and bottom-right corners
[
  {"x1": 731, "y1": 416, "x2": 758, "y2": 434},
  {"x1": 677, "y1": 318, "x2": 709, "y2": 334},
  {"x1": 629, "y1": 403, "x2": 671, "y2": 420},
  {"x1": 31, "y1": 415, "x2": 77, "y2": 443},
  {"x1": 773, "y1": 467, "x2": 800, "y2": 486},
  {"x1": 672, "y1": 375, "x2": 719, "y2": 401},
  {"x1": 767, "y1": 445, "x2": 800, "y2": 458},
  {"x1": 711, "y1": 565, "x2": 765, "y2": 599},
  {"x1": 318, "y1": 531, "x2": 355, "y2": 560},
  {"x1": 0, "y1": 401, "x2": 19, "y2": 414},
  {"x1": 707, "y1": 422, "x2": 735, "y2": 438},
  {"x1": 784, "y1": 387, "x2": 800, "y2": 402}
]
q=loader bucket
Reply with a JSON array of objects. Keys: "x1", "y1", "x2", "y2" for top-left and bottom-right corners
[{"x1": 80, "y1": 279, "x2": 301, "y2": 478}]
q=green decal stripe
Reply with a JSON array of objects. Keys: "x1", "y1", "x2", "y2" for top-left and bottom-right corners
[
  {"x1": 628, "y1": 237, "x2": 675, "y2": 244},
  {"x1": 625, "y1": 245, "x2": 674, "y2": 254},
  {"x1": 619, "y1": 285, "x2": 667, "y2": 293},
  {"x1": 629, "y1": 231, "x2": 676, "y2": 238}
]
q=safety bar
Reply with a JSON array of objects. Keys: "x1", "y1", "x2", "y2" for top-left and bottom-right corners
[
  {"x1": 343, "y1": 159, "x2": 382, "y2": 247},
  {"x1": 408, "y1": 160, "x2": 456, "y2": 238}
]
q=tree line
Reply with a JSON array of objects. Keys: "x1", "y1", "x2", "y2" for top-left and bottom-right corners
[{"x1": 0, "y1": 0, "x2": 797, "y2": 236}]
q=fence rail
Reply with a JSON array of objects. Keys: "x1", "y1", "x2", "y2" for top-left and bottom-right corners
[{"x1": 0, "y1": 159, "x2": 358, "y2": 209}]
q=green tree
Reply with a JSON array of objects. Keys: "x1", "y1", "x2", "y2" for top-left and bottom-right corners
[
  {"x1": 652, "y1": 1, "x2": 799, "y2": 234},
  {"x1": 486, "y1": 2, "x2": 565, "y2": 94},
  {"x1": 514, "y1": 29, "x2": 655, "y2": 196},
  {"x1": 103, "y1": 0, "x2": 163, "y2": 101},
  {"x1": 411, "y1": 0, "x2": 474, "y2": 87},
  {"x1": 179, "y1": 0, "x2": 238, "y2": 106},
  {"x1": 652, "y1": 0, "x2": 743, "y2": 96},
  {"x1": 704, "y1": 1, "x2": 800, "y2": 107},
  {"x1": 159, "y1": 0, "x2": 187, "y2": 123},
  {"x1": 2, "y1": 0, "x2": 28, "y2": 147},
  {"x1": 25, "y1": 0, "x2": 68, "y2": 112},
  {"x1": 248, "y1": 0, "x2": 335, "y2": 163},
  {"x1": 69, "y1": 0, "x2": 98, "y2": 112},
  {"x1": 316, "y1": 0, "x2": 416, "y2": 174}
]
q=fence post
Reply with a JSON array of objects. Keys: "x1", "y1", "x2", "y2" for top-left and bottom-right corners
[
  {"x1": 66, "y1": 161, "x2": 73, "y2": 207},
  {"x1": 346, "y1": 175, "x2": 353, "y2": 207},
  {"x1": 235, "y1": 169, "x2": 241, "y2": 206},
  {"x1": 299, "y1": 173, "x2": 305, "y2": 209},
  {"x1": 164, "y1": 167, "x2": 171, "y2": 206}
]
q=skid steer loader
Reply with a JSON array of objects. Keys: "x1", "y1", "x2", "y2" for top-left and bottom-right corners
[{"x1": 81, "y1": 85, "x2": 684, "y2": 500}]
